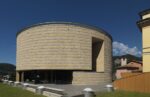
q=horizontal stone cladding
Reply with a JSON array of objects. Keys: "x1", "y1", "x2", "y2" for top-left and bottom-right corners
[
  {"x1": 72, "y1": 71, "x2": 111, "y2": 85},
  {"x1": 92, "y1": 31, "x2": 112, "y2": 73},
  {"x1": 16, "y1": 23, "x2": 112, "y2": 72},
  {"x1": 104, "y1": 36, "x2": 112, "y2": 74},
  {"x1": 17, "y1": 24, "x2": 91, "y2": 70}
]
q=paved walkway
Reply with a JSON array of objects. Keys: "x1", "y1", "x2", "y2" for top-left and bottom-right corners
[{"x1": 38, "y1": 83, "x2": 109, "y2": 97}]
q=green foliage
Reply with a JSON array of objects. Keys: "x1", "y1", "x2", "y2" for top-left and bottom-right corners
[
  {"x1": 96, "y1": 91, "x2": 150, "y2": 97},
  {"x1": 0, "y1": 83, "x2": 45, "y2": 97},
  {"x1": 0, "y1": 63, "x2": 15, "y2": 74}
]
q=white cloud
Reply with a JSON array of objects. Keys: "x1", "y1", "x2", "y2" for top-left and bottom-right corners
[{"x1": 113, "y1": 41, "x2": 142, "y2": 56}]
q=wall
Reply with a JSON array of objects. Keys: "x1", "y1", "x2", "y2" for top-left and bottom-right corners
[
  {"x1": 121, "y1": 72, "x2": 141, "y2": 78},
  {"x1": 143, "y1": 26, "x2": 150, "y2": 72},
  {"x1": 115, "y1": 69, "x2": 131, "y2": 79},
  {"x1": 17, "y1": 24, "x2": 92, "y2": 70},
  {"x1": 72, "y1": 71, "x2": 111, "y2": 85},
  {"x1": 16, "y1": 23, "x2": 112, "y2": 72},
  {"x1": 138, "y1": 10, "x2": 150, "y2": 72},
  {"x1": 113, "y1": 72, "x2": 150, "y2": 93}
]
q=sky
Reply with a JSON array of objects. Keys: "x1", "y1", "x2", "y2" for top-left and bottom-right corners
[{"x1": 0, "y1": 0, "x2": 150, "y2": 65}]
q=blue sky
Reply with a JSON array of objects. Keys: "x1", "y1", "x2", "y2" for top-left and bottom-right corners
[{"x1": 0, "y1": 0, "x2": 149, "y2": 65}]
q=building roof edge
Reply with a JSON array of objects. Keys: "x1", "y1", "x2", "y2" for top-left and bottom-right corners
[{"x1": 16, "y1": 22, "x2": 113, "y2": 41}]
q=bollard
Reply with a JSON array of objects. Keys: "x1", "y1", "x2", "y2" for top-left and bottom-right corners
[
  {"x1": 2, "y1": 80, "x2": 6, "y2": 84},
  {"x1": 36, "y1": 86, "x2": 45, "y2": 95},
  {"x1": 23, "y1": 83, "x2": 29, "y2": 89},
  {"x1": 14, "y1": 81, "x2": 20, "y2": 87},
  {"x1": 3, "y1": 80, "x2": 8, "y2": 84},
  {"x1": 106, "y1": 84, "x2": 114, "y2": 92},
  {"x1": 1, "y1": 79, "x2": 4, "y2": 83},
  {"x1": 83, "y1": 88, "x2": 95, "y2": 97},
  {"x1": 8, "y1": 81, "x2": 13, "y2": 86}
]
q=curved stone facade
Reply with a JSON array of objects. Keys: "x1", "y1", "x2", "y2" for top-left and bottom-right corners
[{"x1": 16, "y1": 22, "x2": 112, "y2": 85}]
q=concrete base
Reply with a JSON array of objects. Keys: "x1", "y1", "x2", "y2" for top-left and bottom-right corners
[{"x1": 72, "y1": 71, "x2": 111, "y2": 85}]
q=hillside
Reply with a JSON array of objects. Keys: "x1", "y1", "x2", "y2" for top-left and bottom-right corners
[
  {"x1": 113, "y1": 54, "x2": 142, "y2": 63},
  {"x1": 0, "y1": 63, "x2": 16, "y2": 75}
]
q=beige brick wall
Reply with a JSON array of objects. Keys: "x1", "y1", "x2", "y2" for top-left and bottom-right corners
[
  {"x1": 16, "y1": 23, "x2": 112, "y2": 74},
  {"x1": 17, "y1": 24, "x2": 91, "y2": 70},
  {"x1": 72, "y1": 71, "x2": 111, "y2": 85}
]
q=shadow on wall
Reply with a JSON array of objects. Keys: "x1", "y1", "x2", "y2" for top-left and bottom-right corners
[{"x1": 92, "y1": 37, "x2": 103, "y2": 71}]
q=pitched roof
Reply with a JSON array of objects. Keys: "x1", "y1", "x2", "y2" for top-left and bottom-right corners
[{"x1": 117, "y1": 61, "x2": 142, "y2": 69}]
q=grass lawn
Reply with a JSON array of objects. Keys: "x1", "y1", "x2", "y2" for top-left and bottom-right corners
[
  {"x1": 96, "y1": 91, "x2": 150, "y2": 97},
  {"x1": 0, "y1": 83, "x2": 45, "y2": 97},
  {"x1": 1, "y1": 83, "x2": 150, "y2": 97}
]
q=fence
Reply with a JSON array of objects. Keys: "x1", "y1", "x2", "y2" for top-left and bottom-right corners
[
  {"x1": 113, "y1": 72, "x2": 150, "y2": 93},
  {"x1": 121, "y1": 72, "x2": 141, "y2": 78}
]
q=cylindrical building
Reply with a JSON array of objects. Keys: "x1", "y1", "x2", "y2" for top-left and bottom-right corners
[{"x1": 16, "y1": 22, "x2": 112, "y2": 85}]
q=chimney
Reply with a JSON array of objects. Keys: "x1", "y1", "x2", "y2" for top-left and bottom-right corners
[{"x1": 121, "y1": 58, "x2": 127, "y2": 66}]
